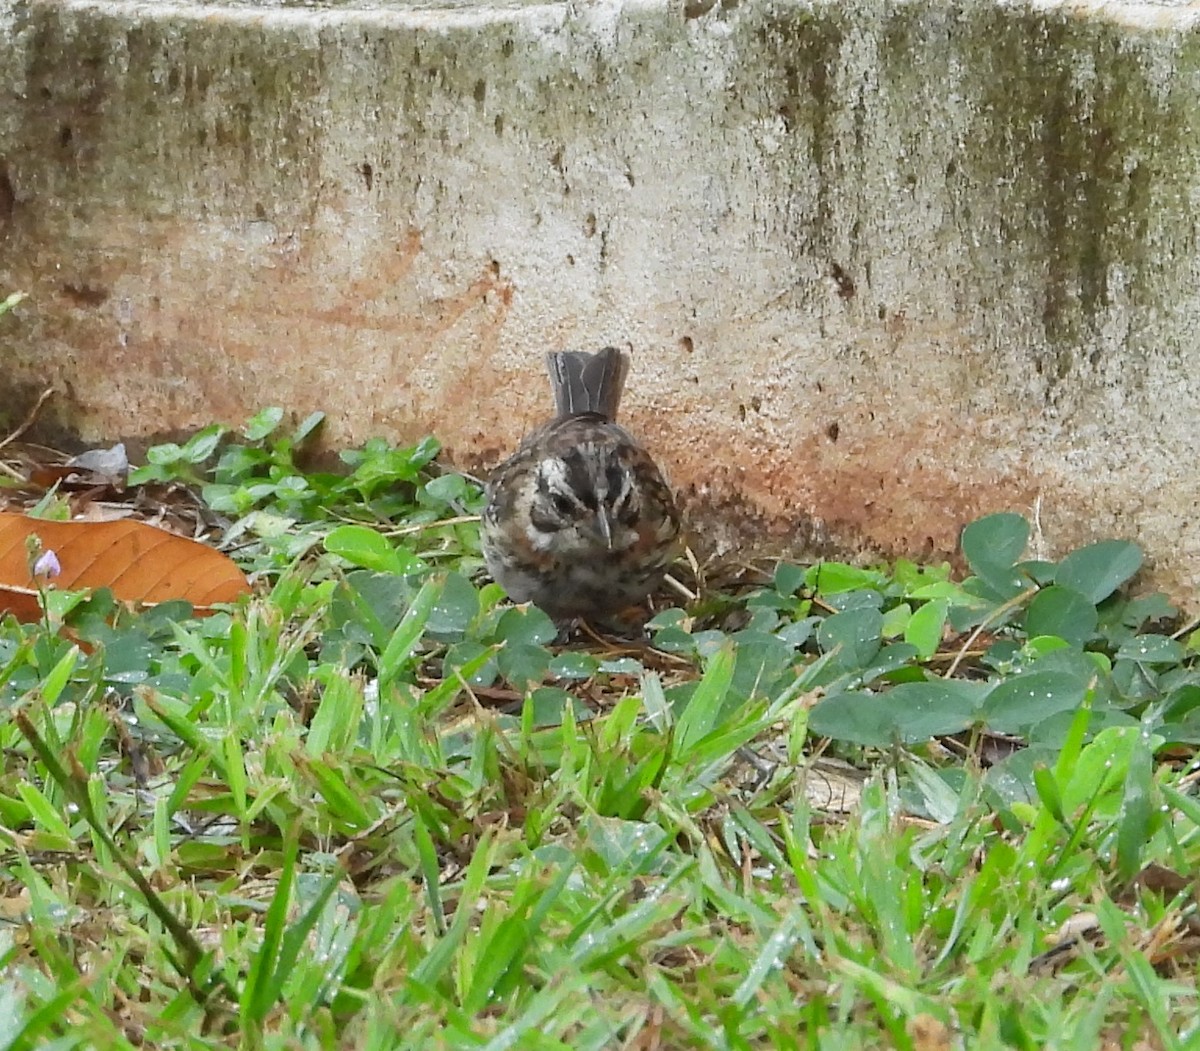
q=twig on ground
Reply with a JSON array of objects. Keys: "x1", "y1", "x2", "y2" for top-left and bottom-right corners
[
  {"x1": 943, "y1": 586, "x2": 1038, "y2": 679},
  {"x1": 0, "y1": 387, "x2": 55, "y2": 454}
]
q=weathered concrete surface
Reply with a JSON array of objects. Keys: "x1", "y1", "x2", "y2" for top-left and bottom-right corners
[{"x1": 3, "y1": 0, "x2": 1200, "y2": 591}]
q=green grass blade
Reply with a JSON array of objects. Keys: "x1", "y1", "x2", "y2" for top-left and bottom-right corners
[{"x1": 378, "y1": 575, "x2": 441, "y2": 687}]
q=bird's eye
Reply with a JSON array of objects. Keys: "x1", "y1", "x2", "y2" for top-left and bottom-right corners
[
  {"x1": 606, "y1": 463, "x2": 627, "y2": 503},
  {"x1": 550, "y1": 492, "x2": 574, "y2": 517}
]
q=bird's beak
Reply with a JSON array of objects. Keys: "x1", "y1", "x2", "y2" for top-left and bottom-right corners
[{"x1": 596, "y1": 508, "x2": 614, "y2": 550}]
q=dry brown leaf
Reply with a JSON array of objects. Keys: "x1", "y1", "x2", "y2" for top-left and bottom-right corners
[
  {"x1": 802, "y1": 756, "x2": 867, "y2": 814},
  {"x1": 0, "y1": 510, "x2": 249, "y2": 618},
  {"x1": 907, "y1": 1013, "x2": 954, "y2": 1051},
  {"x1": 1129, "y1": 863, "x2": 1193, "y2": 901}
]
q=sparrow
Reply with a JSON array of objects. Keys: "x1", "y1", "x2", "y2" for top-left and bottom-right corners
[{"x1": 481, "y1": 347, "x2": 683, "y2": 620}]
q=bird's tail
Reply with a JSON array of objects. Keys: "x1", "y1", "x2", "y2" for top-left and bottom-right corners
[{"x1": 546, "y1": 346, "x2": 629, "y2": 422}]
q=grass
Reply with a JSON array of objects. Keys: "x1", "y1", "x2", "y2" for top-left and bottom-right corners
[{"x1": 1, "y1": 415, "x2": 1198, "y2": 1049}]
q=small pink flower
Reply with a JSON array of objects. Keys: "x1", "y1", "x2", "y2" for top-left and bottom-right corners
[{"x1": 33, "y1": 550, "x2": 61, "y2": 579}]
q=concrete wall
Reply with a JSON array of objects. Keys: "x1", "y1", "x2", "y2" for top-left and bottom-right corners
[{"x1": 3, "y1": 0, "x2": 1200, "y2": 592}]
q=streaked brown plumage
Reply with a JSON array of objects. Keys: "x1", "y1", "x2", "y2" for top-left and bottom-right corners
[{"x1": 481, "y1": 347, "x2": 682, "y2": 620}]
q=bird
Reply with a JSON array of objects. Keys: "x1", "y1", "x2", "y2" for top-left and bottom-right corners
[{"x1": 481, "y1": 346, "x2": 683, "y2": 621}]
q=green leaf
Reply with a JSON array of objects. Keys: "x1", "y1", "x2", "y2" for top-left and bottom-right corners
[
  {"x1": 676, "y1": 643, "x2": 736, "y2": 754},
  {"x1": 302, "y1": 758, "x2": 376, "y2": 829},
  {"x1": 325, "y1": 525, "x2": 421, "y2": 575},
  {"x1": 548, "y1": 652, "x2": 599, "y2": 680},
  {"x1": 1115, "y1": 635, "x2": 1185, "y2": 665},
  {"x1": 728, "y1": 630, "x2": 793, "y2": 703},
  {"x1": 1163, "y1": 684, "x2": 1200, "y2": 719},
  {"x1": 1116, "y1": 731, "x2": 1156, "y2": 883},
  {"x1": 292, "y1": 410, "x2": 326, "y2": 443},
  {"x1": 904, "y1": 599, "x2": 947, "y2": 659},
  {"x1": 1112, "y1": 659, "x2": 1161, "y2": 704},
  {"x1": 332, "y1": 571, "x2": 415, "y2": 645},
  {"x1": 442, "y1": 641, "x2": 500, "y2": 689},
  {"x1": 776, "y1": 617, "x2": 817, "y2": 647},
  {"x1": 463, "y1": 898, "x2": 543, "y2": 1015},
  {"x1": 4, "y1": 980, "x2": 87, "y2": 1050},
  {"x1": 902, "y1": 758, "x2": 964, "y2": 824},
  {"x1": 425, "y1": 572, "x2": 479, "y2": 638},
  {"x1": 1060, "y1": 725, "x2": 1140, "y2": 815},
  {"x1": 732, "y1": 910, "x2": 804, "y2": 1010},
  {"x1": 146, "y1": 442, "x2": 185, "y2": 466},
  {"x1": 305, "y1": 672, "x2": 364, "y2": 757},
  {"x1": 324, "y1": 525, "x2": 394, "y2": 572},
  {"x1": 880, "y1": 603, "x2": 911, "y2": 639},
  {"x1": 823, "y1": 588, "x2": 884, "y2": 613},
  {"x1": 410, "y1": 832, "x2": 494, "y2": 989},
  {"x1": 807, "y1": 563, "x2": 888, "y2": 595},
  {"x1": 1126, "y1": 592, "x2": 1177, "y2": 625},
  {"x1": 1015, "y1": 559, "x2": 1058, "y2": 586},
  {"x1": 1024, "y1": 704, "x2": 1136, "y2": 752},
  {"x1": 908, "y1": 580, "x2": 976, "y2": 603},
  {"x1": 859, "y1": 642, "x2": 920, "y2": 684},
  {"x1": 498, "y1": 643, "x2": 551, "y2": 691},
  {"x1": 960, "y1": 513, "x2": 1029, "y2": 597},
  {"x1": 651, "y1": 625, "x2": 697, "y2": 655},
  {"x1": 0, "y1": 290, "x2": 27, "y2": 316},
  {"x1": 269, "y1": 871, "x2": 341, "y2": 1007},
  {"x1": 273, "y1": 474, "x2": 309, "y2": 496},
  {"x1": 1022, "y1": 635, "x2": 1071, "y2": 659},
  {"x1": 423, "y1": 473, "x2": 472, "y2": 505},
  {"x1": 38, "y1": 646, "x2": 80, "y2": 706},
  {"x1": 1023, "y1": 586, "x2": 1098, "y2": 647},
  {"x1": 580, "y1": 814, "x2": 670, "y2": 874},
  {"x1": 1054, "y1": 540, "x2": 1143, "y2": 604},
  {"x1": 16, "y1": 781, "x2": 74, "y2": 843},
  {"x1": 242, "y1": 829, "x2": 299, "y2": 1025},
  {"x1": 378, "y1": 576, "x2": 441, "y2": 686},
  {"x1": 525, "y1": 686, "x2": 583, "y2": 726},
  {"x1": 773, "y1": 562, "x2": 806, "y2": 597},
  {"x1": 980, "y1": 670, "x2": 1090, "y2": 735},
  {"x1": 243, "y1": 406, "x2": 285, "y2": 441},
  {"x1": 181, "y1": 425, "x2": 225, "y2": 463},
  {"x1": 412, "y1": 807, "x2": 445, "y2": 934},
  {"x1": 1032, "y1": 764, "x2": 1065, "y2": 825},
  {"x1": 223, "y1": 732, "x2": 248, "y2": 819},
  {"x1": 816, "y1": 607, "x2": 884, "y2": 669},
  {"x1": 809, "y1": 680, "x2": 983, "y2": 747},
  {"x1": 494, "y1": 606, "x2": 557, "y2": 647}
]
